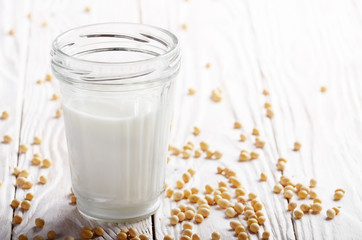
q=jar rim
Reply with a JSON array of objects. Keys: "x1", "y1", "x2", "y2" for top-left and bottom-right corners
[
  {"x1": 51, "y1": 22, "x2": 180, "y2": 88},
  {"x1": 52, "y1": 22, "x2": 179, "y2": 66}
]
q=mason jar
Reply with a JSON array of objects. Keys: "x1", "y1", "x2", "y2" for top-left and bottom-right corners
[{"x1": 51, "y1": 23, "x2": 180, "y2": 222}]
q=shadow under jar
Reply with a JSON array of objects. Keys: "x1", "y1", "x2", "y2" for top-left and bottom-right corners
[{"x1": 51, "y1": 23, "x2": 180, "y2": 222}]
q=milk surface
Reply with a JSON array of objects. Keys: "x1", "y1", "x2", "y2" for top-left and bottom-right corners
[{"x1": 62, "y1": 97, "x2": 169, "y2": 220}]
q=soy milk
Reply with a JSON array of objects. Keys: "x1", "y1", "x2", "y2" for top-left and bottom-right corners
[{"x1": 62, "y1": 96, "x2": 170, "y2": 220}]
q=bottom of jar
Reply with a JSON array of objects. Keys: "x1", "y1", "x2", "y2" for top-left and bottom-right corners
[{"x1": 77, "y1": 197, "x2": 160, "y2": 223}]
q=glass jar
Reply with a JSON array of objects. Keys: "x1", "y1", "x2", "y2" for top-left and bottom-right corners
[{"x1": 51, "y1": 23, "x2": 180, "y2": 222}]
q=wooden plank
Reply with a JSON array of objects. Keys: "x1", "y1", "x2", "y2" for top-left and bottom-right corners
[
  {"x1": 141, "y1": 0, "x2": 296, "y2": 239},
  {"x1": 10, "y1": 0, "x2": 154, "y2": 239},
  {"x1": 0, "y1": 1, "x2": 32, "y2": 239},
  {"x1": 246, "y1": 0, "x2": 362, "y2": 239},
  {"x1": 143, "y1": 0, "x2": 362, "y2": 240}
]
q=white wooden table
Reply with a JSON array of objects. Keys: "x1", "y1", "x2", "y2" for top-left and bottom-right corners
[{"x1": 1, "y1": 0, "x2": 362, "y2": 239}]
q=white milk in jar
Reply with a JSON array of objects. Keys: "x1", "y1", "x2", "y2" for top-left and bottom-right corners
[{"x1": 63, "y1": 96, "x2": 170, "y2": 220}]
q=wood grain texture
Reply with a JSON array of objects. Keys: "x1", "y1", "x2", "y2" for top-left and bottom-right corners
[
  {"x1": 0, "y1": 1, "x2": 32, "y2": 239},
  {"x1": 142, "y1": 0, "x2": 362, "y2": 239},
  {"x1": 246, "y1": 1, "x2": 362, "y2": 239}
]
